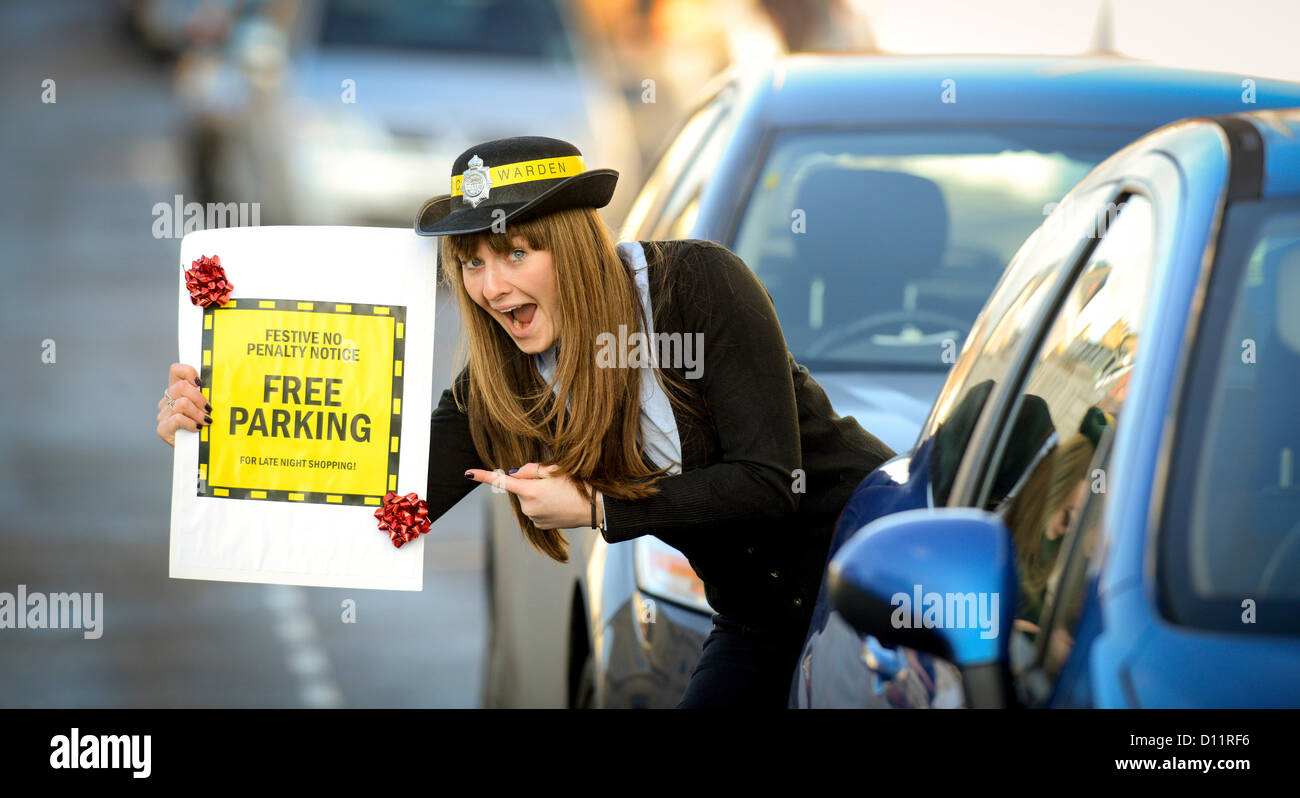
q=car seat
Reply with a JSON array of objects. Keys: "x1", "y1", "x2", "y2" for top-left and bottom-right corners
[{"x1": 784, "y1": 167, "x2": 950, "y2": 356}]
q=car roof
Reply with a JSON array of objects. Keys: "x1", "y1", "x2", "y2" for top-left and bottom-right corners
[{"x1": 723, "y1": 54, "x2": 1300, "y2": 129}]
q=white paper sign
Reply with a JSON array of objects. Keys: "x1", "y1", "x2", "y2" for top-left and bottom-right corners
[{"x1": 169, "y1": 226, "x2": 437, "y2": 590}]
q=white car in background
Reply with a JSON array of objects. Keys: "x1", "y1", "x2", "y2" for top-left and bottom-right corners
[{"x1": 195, "y1": 0, "x2": 640, "y2": 226}]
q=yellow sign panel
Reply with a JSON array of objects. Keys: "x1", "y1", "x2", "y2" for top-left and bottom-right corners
[{"x1": 198, "y1": 299, "x2": 406, "y2": 505}]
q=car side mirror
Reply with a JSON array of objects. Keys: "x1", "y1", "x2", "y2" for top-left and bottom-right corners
[{"x1": 827, "y1": 508, "x2": 1019, "y2": 708}]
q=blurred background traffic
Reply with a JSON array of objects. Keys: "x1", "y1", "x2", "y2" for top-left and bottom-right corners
[{"x1": 1, "y1": 0, "x2": 1297, "y2": 707}]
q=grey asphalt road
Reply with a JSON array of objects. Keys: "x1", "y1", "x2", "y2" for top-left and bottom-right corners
[{"x1": 0, "y1": 1, "x2": 490, "y2": 707}]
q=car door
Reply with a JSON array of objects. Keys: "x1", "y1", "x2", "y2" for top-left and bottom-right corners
[
  {"x1": 884, "y1": 189, "x2": 1157, "y2": 707},
  {"x1": 951, "y1": 189, "x2": 1159, "y2": 707},
  {"x1": 799, "y1": 179, "x2": 1135, "y2": 707},
  {"x1": 1136, "y1": 196, "x2": 1300, "y2": 706}
]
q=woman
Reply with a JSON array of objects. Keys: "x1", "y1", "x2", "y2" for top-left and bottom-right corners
[{"x1": 156, "y1": 136, "x2": 895, "y2": 708}]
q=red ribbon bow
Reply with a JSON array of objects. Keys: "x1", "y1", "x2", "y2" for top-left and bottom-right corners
[
  {"x1": 374, "y1": 491, "x2": 431, "y2": 548},
  {"x1": 185, "y1": 254, "x2": 234, "y2": 308}
]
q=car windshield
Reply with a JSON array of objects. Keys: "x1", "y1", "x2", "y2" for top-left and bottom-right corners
[
  {"x1": 319, "y1": 0, "x2": 574, "y2": 62},
  {"x1": 731, "y1": 126, "x2": 1145, "y2": 372},
  {"x1": 1162, "y1": 199, "x2": 1300, "y2": 635}
]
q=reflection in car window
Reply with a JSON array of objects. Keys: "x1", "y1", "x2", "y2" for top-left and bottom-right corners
[
  {"x1": 929, "y1": 379, "x2": 997, "y2": 507},
  {"x1": 621, "y1": 91, "x2": 732, "y2": 241},
  {"x1": 978, "y1": 194, "x2": 1155, "y2": 637},
  {"x1": 925, "y1": 183, "x2": 1121, "y2": 502},
  {"x1": 666, "y1": 195, "x2": 702, "y2": 240},
  {"x1": 651, "y1": 93, "x2": 735, "y2": 240},
  {"x1": 731, "y1": 128, "x2": 1143, "y2": 371},
  {"x1": 1036, "y1": 429, "x2": 1113, "y2": 695},
  {"x1": 1163, "y1": 203, "x2": 1300, "y2": 635}
]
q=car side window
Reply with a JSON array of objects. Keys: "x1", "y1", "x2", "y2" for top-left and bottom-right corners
[
  {"x1": 1160, "y1": 201, "x2": 1300, "y2": 635},
  {"x1": 925, "y1": 184, "x2": 1121, "y2": 506},
  {"x1": 649, "y1": 89, "x2": 736, "y2": 240},
  {"x1": 1039, "y1": 438, "x2": 1112, "y2": 695},
  {"x1": 619, "y1": 88, "x2": 734, "y2": 241},
  {"x1": 976, "y1": 193, "x2": 1156, "y2": 641}
]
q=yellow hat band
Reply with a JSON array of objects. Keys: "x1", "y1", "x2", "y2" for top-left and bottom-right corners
[{"x1": 451, "y1": 155, "x2": 586, "y2": 197}]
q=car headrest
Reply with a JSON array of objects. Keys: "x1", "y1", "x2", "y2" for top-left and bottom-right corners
[{"x1": 792, "y1": 167, "x2": 949, "y2": 274}]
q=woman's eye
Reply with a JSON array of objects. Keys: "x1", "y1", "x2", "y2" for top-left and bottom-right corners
[
  {"x1": 462, "y1": 258, "x2": 483, "y2": 269},
  {"x1": 511, "y1": 248, "x2": 526, "y2": 260}
]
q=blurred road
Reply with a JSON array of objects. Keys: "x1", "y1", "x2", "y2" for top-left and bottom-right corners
[{"x1": 0, "y1": 1, "x2": 489, "y2": 707}]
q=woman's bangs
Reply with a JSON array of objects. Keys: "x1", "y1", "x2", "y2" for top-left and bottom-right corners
[
  {"x1": 443, "y1": 217, "x2": 554, "y2": 264},
  {"x1": 443, "y1": 232, "x2": 487, "y2": 264}
]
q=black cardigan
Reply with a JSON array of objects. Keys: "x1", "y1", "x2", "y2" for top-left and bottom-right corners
[{"x1": 424, "y1": 239, "x2": 895, "y2": 628}]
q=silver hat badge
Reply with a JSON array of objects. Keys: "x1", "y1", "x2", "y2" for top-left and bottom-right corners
[{"x1": 460, "y1": 154, "x2": 491, "y2": 208}]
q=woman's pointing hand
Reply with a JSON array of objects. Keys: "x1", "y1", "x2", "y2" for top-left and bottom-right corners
[{"x1": 463, "y1": 463, "x2": 592, "y2": 530}]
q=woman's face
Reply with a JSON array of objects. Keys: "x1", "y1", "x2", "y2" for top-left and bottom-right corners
[
  {"x1": 459, "y1": 235, "x2": 560, "y2": 354},
  {"x1": 1046, "y1": 479, "x2": 1089, "y2": 541}
]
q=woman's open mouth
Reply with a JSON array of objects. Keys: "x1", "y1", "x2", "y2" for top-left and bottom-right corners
[{"x1": 503, "y1": 303, "x2": 537, "y2": 335}]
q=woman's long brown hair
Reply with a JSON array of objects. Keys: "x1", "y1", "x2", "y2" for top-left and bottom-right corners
[
  {"x1": 1005, "y1": 432, "x2": 1096, "y2": 614},
  {"x1": 438, "y1": 207, "x2": 708, "y2": 562}
]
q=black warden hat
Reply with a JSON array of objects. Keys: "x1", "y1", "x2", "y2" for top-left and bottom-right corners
[{"x1": 414, "y1": 135, "x2": 618, "y2": 236}]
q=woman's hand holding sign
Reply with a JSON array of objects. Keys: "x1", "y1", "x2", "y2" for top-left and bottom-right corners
[
  {"x1": 464, "y1": 463, "x2": 601, "y2": 531},
  {"x1": 157, "y1": 362, "x2": 211, "y2": 447}
]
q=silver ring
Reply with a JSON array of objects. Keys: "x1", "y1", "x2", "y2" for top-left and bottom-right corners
[{"x1": 163, "y1": 390, "x2": 176, "y2": 410}]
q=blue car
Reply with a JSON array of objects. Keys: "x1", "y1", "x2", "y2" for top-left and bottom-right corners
[
  {"x1": 483, "y1": 52, "x2": 1300, "y2": 708},
  {"x1": 796, "y1": 108, "x2": 1300, "y2": 708}
]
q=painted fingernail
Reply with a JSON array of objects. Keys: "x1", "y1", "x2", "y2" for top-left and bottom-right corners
[
  {"x1": 204, "y1": 415, "x2": 212, "y2": 425},
  {"x1": 464, "y1": 471, "x2": 473, "y2": 479},
  {"x1": 194, "y1": 377, "x2": 202, "y2": 387},
  {"x1": 205, "y1": 402, "x2": 212, "y2": 413},
  {"x1": 508, "y1": 468, "x2": 518, "y2": 474}
]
